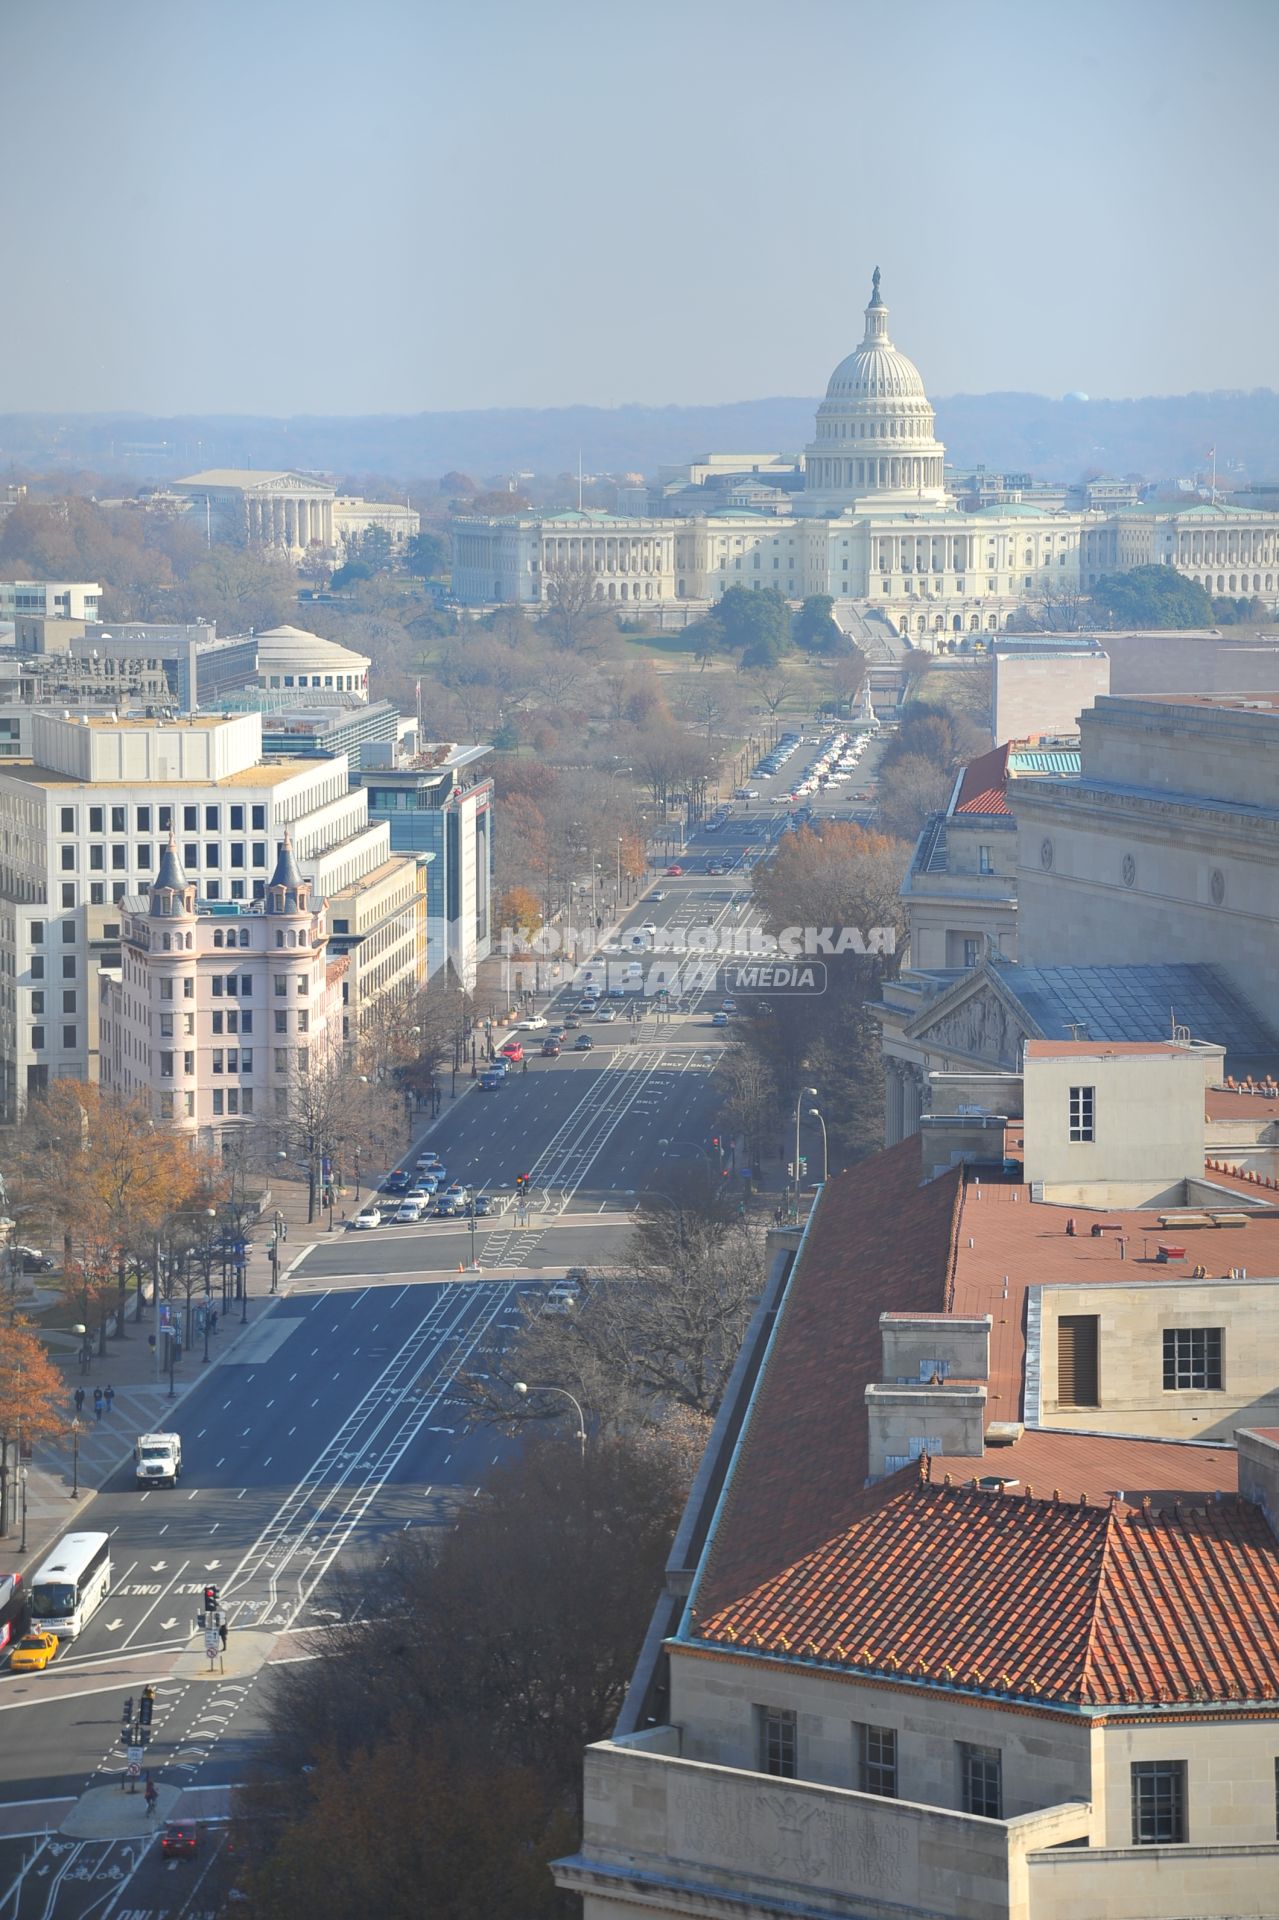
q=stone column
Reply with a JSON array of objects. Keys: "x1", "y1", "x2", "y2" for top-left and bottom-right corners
[{"x1": 298, "y1": 499, "x2": 310, "y2": 548}]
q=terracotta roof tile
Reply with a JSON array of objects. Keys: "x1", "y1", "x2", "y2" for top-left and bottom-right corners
[
  {"x1": 694, "y1": 1140, "x2": 960, "y2": 1616},
  {"x1": 694, "y1": 1475, "x2": 1279, "y2": 1707}
]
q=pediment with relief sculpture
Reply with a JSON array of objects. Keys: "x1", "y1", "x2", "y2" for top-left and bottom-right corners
[{"x1": 904, "y1": 980, "x2": 1030, "y2": 1069}]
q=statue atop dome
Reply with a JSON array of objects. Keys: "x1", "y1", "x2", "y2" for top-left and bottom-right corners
[{"x1": 870, "y1": 266, "x2": 883, "y2": 306}]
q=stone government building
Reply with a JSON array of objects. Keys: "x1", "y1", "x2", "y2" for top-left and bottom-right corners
[
  {"x1": 451, "y1": 270, "x2": 1279, "y2": 643},
  {"x1": 173, "y1": 470, "x2": 418, "y2": 562}
]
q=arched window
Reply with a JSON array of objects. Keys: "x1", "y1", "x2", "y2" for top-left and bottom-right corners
[
  {"x1": 213, "y1": 930, "x2": 223, "y2": 948},
  {"x1": 163, "y1": 934, "x2": 171, "y2": 951},
  {"x1": 239, "y1": 928, "x2": 249, "y2": 948},
  {"x1": 276, "y1": 931, "x2": 284, "y2": 947}
]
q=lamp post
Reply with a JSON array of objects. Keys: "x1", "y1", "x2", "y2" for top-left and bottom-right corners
[
  {"x1": 70, "y1": 1417, "x2": 81, "y2": 1499},
  {"x1": 806, "y1": 1105, "x2": 829, "y2": 1185},
  {"x1": 18, "y1": 1466, "x2": 27, "y2": 1551},
  {"x1": 514, "y1": 1380, "x2": 586, "y2": 1460},
  {"x1": 792, "y1": 1086, "x2": 818, "y2": 1222}
]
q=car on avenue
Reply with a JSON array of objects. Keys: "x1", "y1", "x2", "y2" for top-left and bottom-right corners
[
  {"x1": 711, "y1": 1011, "x2": 730, "y2": 1027},
  {"x1": 574, "y1": 1033, "x2": 595, "y2": 1051},
  {"x1": 416, "y1": 1152, "x2": 443, "y2": 1170},
  {"x1": 467, "y1": 1196, "x2": 493, "y2": 1218},
  {"x1": 433, "y1": 1197, "x2": 462, "y2": 1218},
  {"x1": 595, "y1": 1006, "x2": 617, "y2": 1022},
  {"x1": 9, "y1": 1631, "x2": 58, "y2": 1673},
  {"x1": 381, "y1": 1171, "x2": 411, "y2": 1195},
  {"x1": 545, "y1": 1277, "x2": 582, "y2": 1312},
  {"x1": 649, "y1": 889, "x2": 667, "y2": 901},
  {"x1": 395, "y1": 1199, "x2": 427, "y2": 1223},
  {"x1": 540, "y1": 1039, "x2": 561, "y2": 1057},
  {"x1": 160, "y1": 1822, "x2": 199, "y2": 1860},
  {"x1": 480, "y1": 1070, "x2": 504, "y2": 1089},
  {"x1": 500, "y1": 1040, "x2": 524, "y2": 1063},
  {"x1": 562, "y1": 1013, "x2": 581, "y2": 1029},
  {"x1": 665, "y1": 863, "x2": 684, "y2": 876},
  {"x1": 722, "y1": 997, "x2": 738, "y2": 1012},
  {"x1": 349, "y1": 1207, "x2": 382, "y2": 1230},
  {"x1": 517, "y1": 1014, "x2": 548, "y2": 1032}
]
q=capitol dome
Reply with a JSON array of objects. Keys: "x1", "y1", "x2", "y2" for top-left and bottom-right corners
[{"x1": 802, "y1": 269, "x2": 947, "y2": 511}]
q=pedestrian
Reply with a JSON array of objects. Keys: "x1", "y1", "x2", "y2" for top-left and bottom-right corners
[
  {"x1": 218, "y1": 1620, "x2": 228, "y2": 1652},
  {"x1": 209, "y1": 1308, "x2": 218, "y2": 1336},
  {"x1": 521, "y1": 1056, "x2": 528, "y2": 1075},
  {"x1": 93, "y1": 1387, "x2": 103, "y2": 1422},
  {"x1": 104, "y1": 1384, "x2": 115, "y2": 1416},
  {"x1": 73, "y1": 1387, "x2": 85, "y2": 1416}
]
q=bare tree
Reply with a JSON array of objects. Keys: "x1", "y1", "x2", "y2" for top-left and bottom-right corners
[
  {"x1": 540, "y1": 560, "x2": 603, "y2": 651},
  {"x1": 270, "y1": 1041, "x2": 408, "y2": 1222}
]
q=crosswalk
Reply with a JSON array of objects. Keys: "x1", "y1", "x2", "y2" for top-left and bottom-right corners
[{"x1": 44, "y1": 1378, "x2": 186, "y2": 1486}]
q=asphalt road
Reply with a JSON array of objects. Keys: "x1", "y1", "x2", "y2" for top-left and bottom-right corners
[{"x1": 0, "y1": 719, "x2": 884, "y2": 1915}]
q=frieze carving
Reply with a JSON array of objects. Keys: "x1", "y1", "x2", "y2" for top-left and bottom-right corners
[
  {"x1": 918, "y1": 988, "x2": 1024, "y2": 1066},
  {"x1": 672, "y1": 1775, "x2": 911, "y2": 1894}
]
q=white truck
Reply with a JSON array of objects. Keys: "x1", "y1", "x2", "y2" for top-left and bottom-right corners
[{"x1": 134, "y1": 1432, "x2": 182, "y2": 1487}]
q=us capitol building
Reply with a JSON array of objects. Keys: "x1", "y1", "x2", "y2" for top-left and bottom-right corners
[{"x1": 451, "y1": 271, "x2": 1279, "y2": 643}]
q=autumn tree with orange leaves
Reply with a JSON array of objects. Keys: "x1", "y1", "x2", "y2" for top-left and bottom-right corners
[
  {"x1": 8, "y1": 1083, "x2": 218, "y2": 1351},
  {"x1": 0, "y1": 1318, "x2": 66, "y2": 1534}
]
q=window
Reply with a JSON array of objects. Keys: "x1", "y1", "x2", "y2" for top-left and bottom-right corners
[
  {"x1": 1068, "y1": 1084, "x2": 1094, "y2": 1142},
  {"x1": 241, "y1": 1089, "x2": 254, "y2": 1115},
  {"x1": 857, "y1": 1724, "x2": 897, "y2": 1798},
  {"x1": 963, "y1": 938, "x2": 981, "y2": 969},
  {"x1": 30, "y1": 992, "x2": 44, "y2": 1014},
  {"x1": 62, "y1": 956, "x2": 76, "y2": 979},
  {"x1": 212, "y1": 1011, "x2": 223, "y2": 1034},
  {"x1": 183, "y1": 806, "x2": 197, "y2": 831},
  {"x1": 206, "y1": 805, "x2": 219, "y2": 831},
  {"x1": 225, "y1": 1010, "x2": 238, "y2": 1034},
  {"x1": 226, "y1": 1048, "x2": 238, "y2": 1073},
  {"x1": 959, "y1": 1743, "x2": 1001, "y2": 1818},
  {"x1": 252, "y1": 842, "x2": 266, "y2": 867},
  {"x1": 60, "y1": 846, "x2": 75, "y2": 872},
  {"x1": 62, "y1": 990, "x2": 76, "y2": 1014},
  {"x1": 111, "y1": 807, "x2": 125, "y2": 833},
  {"x1": 212, "y1": 1089, "x2": 223, "y2": 1116},
  {"x1": 183, "y1": 978, "x2": 193, "y2": 999},
  {"x1": 979, "y1": 845, "x2": 994, "y2": 875},
  {"x1": 160, "y1": 1051, "x2": 174, "y2": 1078},
  {"x1": 1131, "y1": 1761, "x2": 1186, "y2": 1844},
  {"x1": 160, "y1": 978, "x2": 174, "y2": 1001},
  {"x1": 296, "y1": 1008, "x2": 309, "y2": 1033},
  {"x1": 274, "y1": 975, "x2": 287, "y2": 996},
  {"x1": 30, "y1": 923, "x2": 43, "y2": 945},
  {"x1": 89, "y1": 883, "x2": 105, "y2": 904},
  {"x1": 137, "y1": 845, "x2": 151, "y2": 869},
  {"x1": 212, "y1": 1049, "x2": 223, "y2": 1074},
  {"x1": 62, "y1": 1025, "x2": 77, "y2": 1049},
  {"x1": 756, "y1": 1707, "x2": 797, "y2": 1779},
  {"x1": 230, "y1": 805, "x2": 244, "y2": 831},
  {"x1": 61, "y1": 884, "x2": 75, "y2": 907},
  {"x1": 1163, "y1": 1328, "x2": 1222, "y2": 1391},
  {"x1": 30, "y1": 956, "x2": 43, "y2": 980},
  {"x1": 89, "y1": 845, "x2": 105, "y2": 872},
  {"x1": 240, "y1": 976, "x2": 252, "y2": 996},
  {"x1": 241, "y1": 1011, "x2": 252, "y2": 1034},
  {"x1": 137, "y1": 807, "x2": 151, "y2": 832},
  {"x1": 159, "y1": 1092, "x2": 174, "y2": 1120},
  {"x1": 274, "y1": 1010, "x2": 288, "y2": 1034},
  {"x1": 183, "y1": 1013, "x2": 194, "y2": 1036},
  {"x1": 240, "y1": 1049, "x2": 253, "y2": 1073},
  {"x1": 212, "y1": 977, "x2": 223, "y2": 998},
  {"x1": 160, "y1": 1013, "x2": 173, "y2": 1038},
  {"x1": 31, "y1": 1027, "x2": 44, "y2": 1050},
  {"x1": 206, "y1": 844, "x2": 220, "y2": 868},
  {"x1": 297, "y1": 1047, "x2": 309, "y2": 1073},
  {"x1": 274, "y1": 1047, "x2": 287, "y2": 1071},
  {"x1": 159, "y1": 806, "x2": 172, "y2": 833},
  {"x1": 252, "y1": 805, "x2": 266, "y2": 831},
  {"x1": 1058, "y1": 1314, "x2": 1099, "y2": 1406},
  {"x1": 60, "y1": 807, "x2": 75, "y2": 833},
  {"x1": 183, "y1": 1051, "x2": 194, "y2": 1074},
  {"x1": 184, "y1": 844, "x2": 199, "y2": 870},
  {"x1": 226, "y1": 1088, "x2": 239, "y2": 1115},
  {"x1": 297, "y1": 972, "x2": 308, "y2": 994}
]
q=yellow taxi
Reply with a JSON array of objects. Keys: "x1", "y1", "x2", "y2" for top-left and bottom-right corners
[{"x1": 9, "y1": 1630, "x2": 59, "y2": 1673}]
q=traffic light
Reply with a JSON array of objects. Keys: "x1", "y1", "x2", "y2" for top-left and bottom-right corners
[
  {"x1": 203, "y1": 1585, "x2": 219, "y2": 1615},
  {"x1": 122, "y1": 1697, "x2": 134, "y2": 1725},
  {"x1": 711, "y1": 1136, "x2": 721, "y2": 1151},
  {"x1": 139, "y1": 1689, "x2": 154, "y2": 1728},
  {"x1": 799, "y1": 1156, "x2": 808, "y2": 1177}
]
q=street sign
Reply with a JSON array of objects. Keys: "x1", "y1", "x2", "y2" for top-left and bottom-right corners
[
  {"x1": 128, "y1": 1762, "x2": 140, "y2": 1779},
  {"x1": 204, "y1": 1629, "x2": 220, "y2": 1656},
  {"x1": 128, "y1": 1745, "x2": 143, "y2": 1768}
]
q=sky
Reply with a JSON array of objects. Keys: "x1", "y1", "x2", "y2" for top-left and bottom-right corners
[{"x1": 3, "y1": 0, "x2": 1277, "y2": 416}]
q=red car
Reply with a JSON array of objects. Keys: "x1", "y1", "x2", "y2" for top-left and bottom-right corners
[
  {"x1": 665, "y1": 863, "x2": 684, "y2": 876},
  {"x1": 500, "y1": 1040, "x2": 524, "y2": 1064},
  {"x1": 161, "y1": 1821, "x2": 199, "y2": 1858}
]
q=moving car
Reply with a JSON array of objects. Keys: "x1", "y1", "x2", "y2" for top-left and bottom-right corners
[
  {"x1": 722, "y1": 997, "x2": 738, "y2": 1012},
  {"x1": 545, "y1": 1276, "x2": 582, "y2": 1313},
  {"x1": 595, "y1": 1006, "x2": 617, "y2": 1023},
  {"x1": 517, "y1": 1014, "x2": 548, "y2": 1032},
  {"x1": 711, "y1": 1011, "x2": 730, "y2": 1027},
  {"x1": 706, "y1": 860, "x2": 725, "y2": 876},
  {"x1": 160, "y1": 1822, "x2": 199, "y2": 1859},
  {"x1": 649, "y1": 889, "x2": 667, "y2": 901},
  {"x1": 467, "y1": 1195, "x2": 493, "y2": 1217},
  {"x1": 380, "y1": 1171, "x2": 411, "y2": 1195},
  {"x1": 9, "y1": 1630, "x2": 57, "y2": 1673},
  {"x1": 574, "y1": 1033, "x2": 595, "y2": 1051},
  {"x1": 562, "y1": 1013, "x2": 580, "y2": 1029},
  {"x1": 665, "y1": 863, "x2": 684, "y2": 876},
  {"x1": 480, "y1": 1070, "x2": 505, "y2": 1089},
  {"x1": 540, "y1": 1038, "x2": 561, "y2": 1057},
  {"x1": 500, "y1": 1040, "x2": 524, "y2": 1064},
  {"x1": 433, "y1": 1197, "x2": 461, "y2": 1218},
  {"x1": 416, "y1": 1152, "x2": 443, "y2": 1171},
  {"x1": 445, "y1": 1183, "x2": 471, "y2": 1202},
  {"x1": 348, "y1": 1207, "x2": 382, "y2": 1230},
  {"x1": 394, "y1": 1198, "x2": 427, "y2": 1223},
  {"x1": 608, "y1": 982, "x2": 627, "y2": 998}
]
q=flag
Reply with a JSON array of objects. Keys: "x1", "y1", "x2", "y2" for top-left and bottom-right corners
[{"x1": 1206, "y1": 447, "x2": 1216, "y2": 460}]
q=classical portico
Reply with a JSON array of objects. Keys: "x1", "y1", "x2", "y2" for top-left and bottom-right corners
[{"x1": 175, "y1": 470, "x2": 337, "y2": 555}]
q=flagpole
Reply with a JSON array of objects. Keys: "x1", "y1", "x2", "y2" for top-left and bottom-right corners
[{"x1": 1211, "y1": 447, "x2": 1217, "y2": 505}]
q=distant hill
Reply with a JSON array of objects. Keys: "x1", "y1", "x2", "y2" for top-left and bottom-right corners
[{"x1": 1, "y1": 389, "x2": 1276, "y2": 487}]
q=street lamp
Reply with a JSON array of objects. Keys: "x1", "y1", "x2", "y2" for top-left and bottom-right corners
[
  {"x1": 792, "y1": 1086, "x2": 818, "y2": 1221},
  {"x1": 806, "y1": 1105, "x2": 829, "y2": 1185},
  {"x1": 514, "y1": 1381, "x2": 586, "y2": 1460},
  {"x1": 18, "y1": 1466, "x2": 27, "y2": 1551}
]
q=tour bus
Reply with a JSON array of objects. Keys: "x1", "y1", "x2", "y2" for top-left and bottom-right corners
[
  {"x1": 0, "y1": 1573, "x2": 28, "y2": 1654},
  {"x1": 28, "y1": 1532, "x2": 111, "y2": 1640}
]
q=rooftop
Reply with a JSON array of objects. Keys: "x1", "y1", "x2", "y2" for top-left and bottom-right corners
[
  {"x1": 989, "y1": 961, "x2": 1279, "y2": 1071},
  {"x1": 693, "y1": 1469, "x2": 1279, "y2": 1710}
]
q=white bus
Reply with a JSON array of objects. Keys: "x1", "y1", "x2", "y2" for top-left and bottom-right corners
[{"x1": 28, "y1": 1531, "x2": 111, "y2": 1639}]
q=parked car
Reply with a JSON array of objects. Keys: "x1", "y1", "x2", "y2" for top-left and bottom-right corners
[
  {"x1": 348, "y1": 1207, "x2": 382, "y2": 1230},
  {"x1": 12, "y1": 1245, "x2": 54, "y2": 1273},
  {"x1": 574, "y1": 1033, "x2": 595, "y2": 1051}
]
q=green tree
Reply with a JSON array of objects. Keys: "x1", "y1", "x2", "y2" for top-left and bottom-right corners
[
  {"x1": 1091, "y1": 564, "x2": 1213, "y2": 629},
  {"x1": 406, "y1": 528, "x2": 449, "y2": 577},
  {"x1": 714, "y1": 586, "x2": 791, "y2": 666},
  {"x1": 793, "y1": 594, "x2": 843, "y2": 652}
]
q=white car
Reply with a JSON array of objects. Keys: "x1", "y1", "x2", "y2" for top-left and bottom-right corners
[
  {"x1": 416, "y1": 1152, "x2": 442, "y2": 1170},
  {"x1": 395, "y1": 1198, "x2": 426, "y2": 1223},
  {"x1": 517, "y1": 1014, "x2": 549, "y2": 1032},
  {"x1": 649, "y1": 889, "x2": 667, "y2": 901},
  {"x1": 545, "y1": 1277, "x2": 582, "y2": 1313},
  {"x1": 349, "y1": 1208, "x2": 382, "y2": 1230}
]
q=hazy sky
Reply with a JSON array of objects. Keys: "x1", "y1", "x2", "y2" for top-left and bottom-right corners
[{"x1": 4, "y1": 0, "x2": 1276, "y2": 415}]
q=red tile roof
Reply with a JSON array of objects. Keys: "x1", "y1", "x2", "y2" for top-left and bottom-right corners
[
  {"x1": 694, "y1": 1139, "x2": 961, "y2": 1617},
  {"x1": 927, "y1": 1430, "x2": 1236, "y2": 1508},
  {"x1": 694, "y1": 1473, "x2": 1279, "y2": 1707},
  {"x1": 953, "y1": 743, "x2": 1011, "y2": 815},
  {"x1": 1024, "y1": 1040, "x2": 1186, "y2": 1057}
]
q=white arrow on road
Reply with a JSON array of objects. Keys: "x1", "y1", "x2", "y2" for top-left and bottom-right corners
[
  {"x1": 207, "y1": 1559, "x2": 221, "y2": 1569},
  {"x1": 104, "y1": 1618, "x2": 123, "y2": 1631},
  {"x1": 160, "y1": 1617, "x2": 179, "y2": 1631},
  {"x1": 150, "y1": 1561, "x2": 167, "y2": 1572}
]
